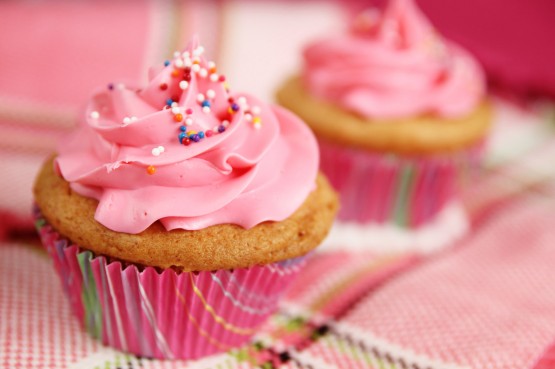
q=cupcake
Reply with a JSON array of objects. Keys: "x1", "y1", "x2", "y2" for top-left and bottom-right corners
[
  {"x1": 33, "y1": 38, "x2": 338, "y2": 360},
  {"x1": 277, "y1": 0, "x2": 491, "y2": 248}
]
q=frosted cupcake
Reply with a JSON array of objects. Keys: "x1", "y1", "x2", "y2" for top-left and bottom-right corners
[
  {"x1": 277, "y1": 0, "x2": 491, "y2": 251},
  {"x1": 34, "y1": 38, "x2": 338, "y2": 359}
]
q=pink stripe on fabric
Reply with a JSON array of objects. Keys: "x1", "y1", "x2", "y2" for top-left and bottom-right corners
[
  {"x1": 533, "y1": 340, "x2": 555, "y2": 369},
  {"x1": 0, "y1": 3, "x2": 150, "y2": 107}
]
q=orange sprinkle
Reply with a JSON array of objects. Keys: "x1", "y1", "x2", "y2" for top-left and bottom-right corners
[
  {"x1": 171, "y1": 70, "x2": 180, "y2": 78},
  {"x1": 174, "y1": 113, "x2": 183, "y2": 122},
  {"x1": 147, "y1": 165, "x2": 156, "y2": 175}
]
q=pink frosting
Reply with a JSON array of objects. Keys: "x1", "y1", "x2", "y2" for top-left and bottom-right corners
[
  {"x1": 56, "y1": 39, "x2": 319, "y2": 234},
  {"x1": 303, "y1": 0, "x2": 485, "y2": 119}
]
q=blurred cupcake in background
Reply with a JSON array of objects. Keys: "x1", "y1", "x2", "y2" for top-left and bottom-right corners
[{"x1": 277, "y1": 0, "x2": 492, "y2": 252}]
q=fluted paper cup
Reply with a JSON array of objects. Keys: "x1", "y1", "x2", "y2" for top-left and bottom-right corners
[
  {"x1": 35, "y1": 210, "x2": 306, "y2": 360},
  {"x1": 318, "y1": 139, "x2": 482, "y2": 228}
]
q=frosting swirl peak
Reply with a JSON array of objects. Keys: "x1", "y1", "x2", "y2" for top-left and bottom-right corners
[
  {"x1": 303, "y1": 0, "x2": 485, "y2": 119},
  {"x1": 57, "y1": 39, "x2": 318, "y2": 234}
]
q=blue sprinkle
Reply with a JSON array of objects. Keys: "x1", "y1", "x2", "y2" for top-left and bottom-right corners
[
  {"x1": 198, "y1": 131, "x2": 205, "y2": 139},
  {"x1": 179, "y1": 132, "x2": 186, "y2": 140},
  {"x1": 218, "y1": 125, "x2": 225, "y2": 133},
  {"x1": 201, "y1": 100, "x2": 211, "y2": 108},
  {"x1": 231, "y1": 103, "x2": 239, "y2": 111},
  {"x1": 164, "y1": 60, "x2": 170, "y2": 67},
  {"x1": 166, "y1": 98, "x2": 174, "y2": 106},
  {"x1": 180, "y1": 126, "x2": 187, "y2": 132}
]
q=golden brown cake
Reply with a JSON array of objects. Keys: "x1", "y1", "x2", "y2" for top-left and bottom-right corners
[
  {"x1": 278, "y1": 77, "x2": 493, "y2": 155},
  {"x1": 35, "y1": 158, "x2": 338, "y2": 271}
]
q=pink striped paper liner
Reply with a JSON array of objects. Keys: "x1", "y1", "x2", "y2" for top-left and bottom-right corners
[
  {"x1": 34, "y1": 210, "x2": 307, "y2": 360},
  {"x1": 319, "y1": 138, "x2": 482, "y2": 228}
]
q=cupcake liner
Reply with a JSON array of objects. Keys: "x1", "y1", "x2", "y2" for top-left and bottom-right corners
[
  {"x1": 35, "y1": 211, "x2": 307, "y2": 360},
  {"x1": 318, "y1": 139, "x2": 482, "y2": 227}
]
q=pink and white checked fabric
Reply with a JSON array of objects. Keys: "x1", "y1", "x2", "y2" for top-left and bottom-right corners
[
  {"x1": 339, "y1": 193, "x2": 555, "y2": 369},
  {"x1": 0, "y1": 244, "x2": 100, "y2": 369}
]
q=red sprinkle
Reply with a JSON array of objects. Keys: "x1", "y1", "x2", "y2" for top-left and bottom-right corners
[
  {"x1": 206, "y1": 130, "x2": 213, "y2": 138},
  {"x1": 159, "y1": 83, "x2": 168, "y2": 91},
  {"x1": 182, "y1": 137, "x2": 191, "y2": 146}
]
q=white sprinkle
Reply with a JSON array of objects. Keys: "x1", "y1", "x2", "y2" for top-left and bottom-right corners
[
  {"x1": 130, "y1": 116, "x2": 138, "y2": 122},
  {"x1": 185, "y1": 117, "x2": 193, "y2": 126},
  {"x1": 199, "y1": 68, "x2": 208, "y2": 78},
  {"x1": 182, "y1": 51, "x2": 190, "y2": 58},
  {"x1": 90, "y1": 111, "x2": 100, "y2": 119},
  {"x1": 171, "y1": 107, "x2": 181, "y2": 114},
  {"x1": 196, "y1": 93, "x2": 205, "y2": 103},
  {"x1": 222, "y1": 120, "x2": 230, "y2": 128},
  {"x1": 237, "y1": 96, "x2": 247, "y2": 105},
  {"x1": 202, "y1": 106, "x2": 211, "y2": 113},
  {"x1": 171, "y1": 102, "x2": 178, "y2": 108},
  {"x1": 173, "y1": 51, "x2": 181, "y2": 58},
  {"x1": 184, "y1": 59, "x2": 192, "y2": 68},
  {"x1": 251, "y1": 106, "x2": 261, "y2": 115},
  {"x1": 245, "y1": 113, "x2": 253, "y2": 122},
  {"x1": 192, "y1": 64, "x2": 201, "y2": 73},
  {"x1": 152, "y1": 147, "x2": 161, "y2": 156},
  {"x1": 123, "y1": 117, "x2": 131, "y2": 124},
  {"x1": 193, "y1": 46, "x2": 204, "y2": 56},
  {"x1": 179, "y1": 81, "x2": 189, "y2": 90},
  {"x1": 158, "y1": 146, "x2": 165, "y2": 153},
  {"x1": 117, "y1": 83, "x2": 125, "y2": 90},
  {"x1": 174, "y1": 58, "x2": 184, "y2": 68},
  {"x1": 209, "y1": 73, "x2": 219, "y2": 82},
  {"x1": 206, "y1": 89, "x2": 216, "y2": 99},
  {"x1": 207, "y1": 61, "x2": 216, "y2": 69},
  {"x1": 254, "y1": 122, "x2": 262, "y2": 130}
]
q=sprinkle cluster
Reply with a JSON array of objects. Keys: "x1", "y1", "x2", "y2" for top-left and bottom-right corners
[
  {"x1": 156, "y1": 46, "x2": 264, "y2": 149},
  {"x1": 98, "y1": 44, "x2": 264, "y2": 175}
]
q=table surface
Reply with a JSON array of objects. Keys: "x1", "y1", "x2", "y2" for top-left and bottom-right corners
[{"x1": 2, "y1": 101, "x2": 555, "y2": 369}]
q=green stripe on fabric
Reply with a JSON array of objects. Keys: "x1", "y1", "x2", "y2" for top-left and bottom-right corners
[
  {"x1": 392, "y1": 164, "x2": 415, "y2": 227},
  {"x1": 323, "y1": 335, "x2": 400, "y2": 368},
  {"x1": 78, "y1": 251, "x2": 102, "y2": 340}
]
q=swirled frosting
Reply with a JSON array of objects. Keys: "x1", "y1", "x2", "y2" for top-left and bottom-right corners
[
  {"x1": 303, "y1": 0, "x2": 485, "y2": 119},
  {"x1": 56, "y1": 38, "x2": 319, "y2": 234}
]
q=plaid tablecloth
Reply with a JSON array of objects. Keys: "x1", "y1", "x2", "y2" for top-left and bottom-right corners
[{"x1": 1, "y1": 101, "x2": 554, "y2": 369}]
